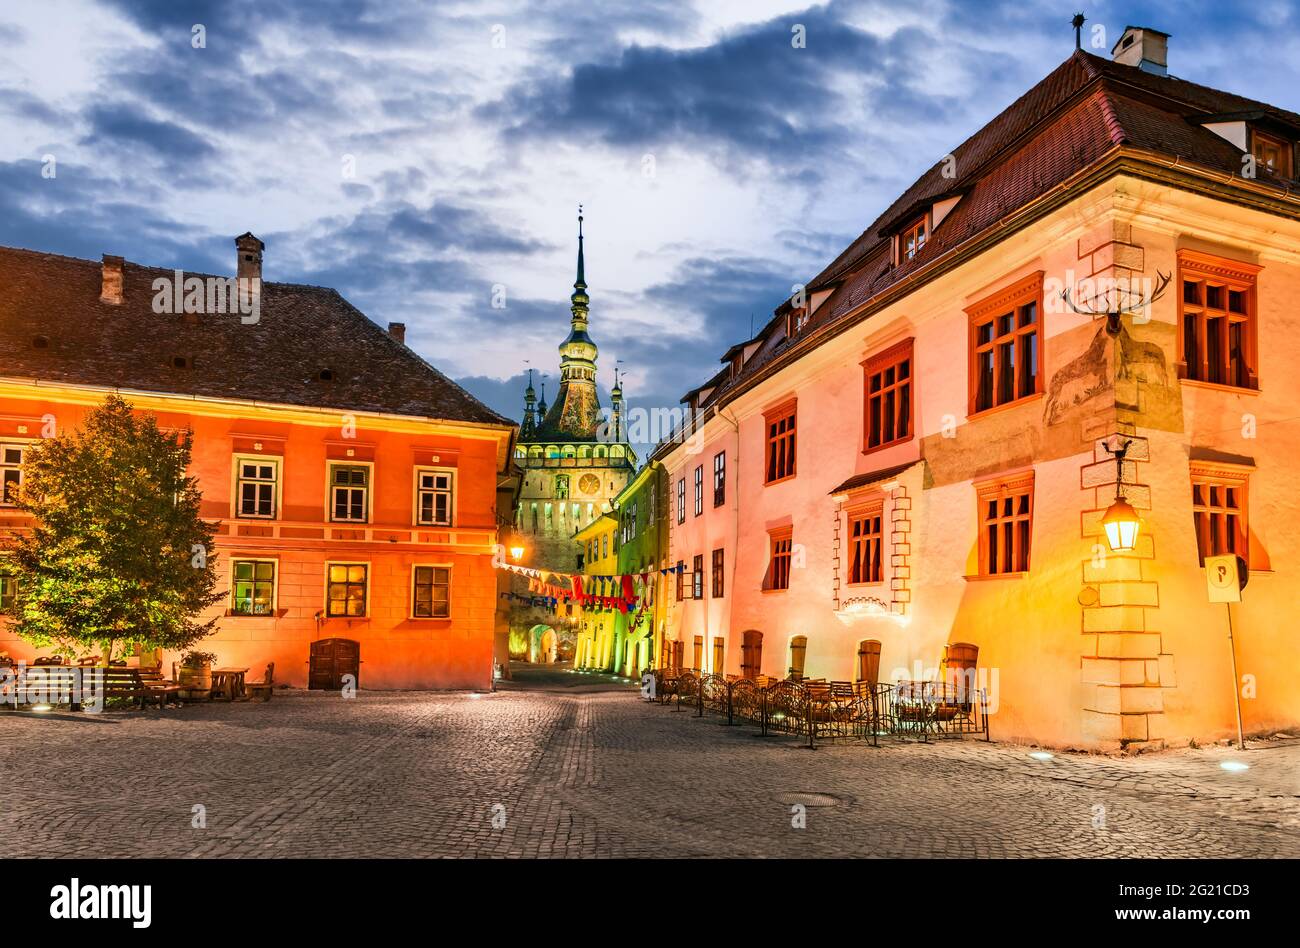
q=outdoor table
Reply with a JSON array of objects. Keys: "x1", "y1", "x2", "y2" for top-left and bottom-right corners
[{"x1": 211, "y1": 667, "x2": 249, "y2": 701}]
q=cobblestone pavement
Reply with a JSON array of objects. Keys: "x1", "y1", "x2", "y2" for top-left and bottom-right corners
[{"x1": 1, "y1": 664, "x2": 1296, "y2": 858}]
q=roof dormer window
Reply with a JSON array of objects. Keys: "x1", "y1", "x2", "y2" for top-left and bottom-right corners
[
  {"x1": 901, "y1": 216, "x2": 927, "y2": 262},
  {"x1": 787, "y1": 307, "x2": 810, "y2": 338},
  {"x1": 1251, "y1": 128, "x2": 1294, "y2": 179}
]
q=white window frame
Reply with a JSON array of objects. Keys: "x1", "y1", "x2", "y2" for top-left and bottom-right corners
[
  {"x1": 1, "y1": 442, "x2": 29, "y2": 507},
  {"x1": 413, "y1": 467, "x2": 455, "y2": 527},
  {"x1": 232, "y1": 454, "x2": 281, "y2": 520},
  {"x1": 325, "y1": 561, "x2": 371, "y2": 618},
  {"x1": 327, "y1": 461, "x2": 373, "y2": 524},
  {"x1": 229, "y1": 556, "x2": 279, "y2": 616},
  {"x1": 410, "y1": 563, "x2": 452, "y2": 619}
]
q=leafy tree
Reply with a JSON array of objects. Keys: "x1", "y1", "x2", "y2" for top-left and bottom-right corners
[{"x1": 4, "y1": 395, "x2": 222, "y2": 662}]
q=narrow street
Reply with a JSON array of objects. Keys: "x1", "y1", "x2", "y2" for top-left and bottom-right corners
[{"x1": 1, "y1": 664, "x2": 1296, "y2": 858}]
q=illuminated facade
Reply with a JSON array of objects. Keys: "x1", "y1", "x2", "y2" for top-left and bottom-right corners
[
  {"x1": 659, "y1": 34, "x2": 1300, "y2": 748},
  {"x1": 510, "y1": 213, "x2": 636, "y2": 659},
  {"x1": 0, "y1": 236, "x2": 516, "y2": 690}
]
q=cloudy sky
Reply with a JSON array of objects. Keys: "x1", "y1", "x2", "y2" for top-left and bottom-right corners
[{"x1": 3, "y1": 0, "x2": 1299, "y2": 431}]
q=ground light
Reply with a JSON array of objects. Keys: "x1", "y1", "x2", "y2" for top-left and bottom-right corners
[
  {"x1": 1028, "y1": 751, "x2": 1054, "y2": 761},
  {"x1": 31, "y1": 703, "x2": 53, "y2": 712},
  {"x1": 1220, "y1": 760, "x2": 1250, "y2": 772}
]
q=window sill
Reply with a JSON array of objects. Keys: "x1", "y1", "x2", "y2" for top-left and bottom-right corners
[
  {"x1": 233, "y1": 515, "x2": 278, "y2": 522},
  {"x1": 1179, "y1": 379, "x2": 1260, "y2": 396},
  {"x1": 967, "y1": 392, "x2": 1043, "y2": 421},
  {"x1": 761, "y1": 587, "x2": 789, "y2": 595},
  {"x1": 407, "y1": 616, "x2": 452, "y2": 623},
  {"x1": 862, "y1": 434, "x2": 915, "y2": 456},
  {"x1": 963, "y1": 571, "x2": 1027, "y2": 582},
  {"x1": 225, "y1": 608, "x2": 288, "y2": 618},
  {"x1": 763, "y1": 474, "x2": 797, "y2": 487},
  {"x1": 845, "y1": 580, "x2": 886, "y2": 588}
]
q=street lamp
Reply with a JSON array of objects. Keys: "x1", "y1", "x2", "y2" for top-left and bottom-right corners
[{"x1": 1100, "y1": 438, "x2": 1141, "y2": 553}]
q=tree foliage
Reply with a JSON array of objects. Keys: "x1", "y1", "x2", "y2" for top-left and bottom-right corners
[{"x1": 4, "y1": 395, "x2": 222, "y2": 661}]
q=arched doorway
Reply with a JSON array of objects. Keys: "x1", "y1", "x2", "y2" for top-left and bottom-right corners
[{"x1": 528, "y1": 624, "x2": 559, "y2": 664}]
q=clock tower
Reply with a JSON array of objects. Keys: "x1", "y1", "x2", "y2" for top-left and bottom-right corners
[{"x1": 509, "y1": 210, "x2": 637, "y2": 663}]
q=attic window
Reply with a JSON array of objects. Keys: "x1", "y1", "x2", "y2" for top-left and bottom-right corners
[
  {"x1": 901, "y1": 216, "x2": 927, "y2": 262},
  {"x1": 318, "y1": 369, "x2": 335, "y2": 382},
  {"x1": 32, "y1": 335, "x2": 49, "y2": 349},
  {"x1": 172, "y1": 355, "x2": 193, "y2": 369},
  {"x1": 787, "y1": 308, "x2": 810, "y2": 338},
  {"x1": 1251, "y1": 129, "x2": 1294, "y2": 179}
]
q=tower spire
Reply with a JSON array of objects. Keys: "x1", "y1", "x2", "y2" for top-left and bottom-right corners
[{"x1": 575, "y1": 205, "x2": 585, "y2": 289}]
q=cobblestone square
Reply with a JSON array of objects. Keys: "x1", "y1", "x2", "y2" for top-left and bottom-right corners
[{"x1": 1, "y1": 665, "x2": 1296, "y2": 859}]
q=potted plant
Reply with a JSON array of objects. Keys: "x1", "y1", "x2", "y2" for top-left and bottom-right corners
[{"x1": 178, "y1": 650, "x2": 217, "y2": 698}]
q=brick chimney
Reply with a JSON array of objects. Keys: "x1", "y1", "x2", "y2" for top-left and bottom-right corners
[
  {"x1": 387, "y1": 322, "x2": 406, "y2": 345},
  {"x1": 235, "y1": 232, "x2": 264, "y2": 282},
  {"x1": 1112, "y1": 26, "x2": 1168, "y2": 76},
  {"x1": 100, "y1": 254, "x2": 124, "y2": 305}
]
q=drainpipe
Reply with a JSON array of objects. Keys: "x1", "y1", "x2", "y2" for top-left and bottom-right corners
[{"x1": 720, "y1": 405, "x2": 743, "y2": 675}]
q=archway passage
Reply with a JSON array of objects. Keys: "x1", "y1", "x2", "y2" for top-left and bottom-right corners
[{"x1": 528, "y1": 624, "x2": 559, "y2": 664}]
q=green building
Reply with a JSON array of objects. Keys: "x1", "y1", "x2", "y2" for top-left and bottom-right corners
[{"x1": 609, "y1": 460, "x2": 668, "y2": 676}]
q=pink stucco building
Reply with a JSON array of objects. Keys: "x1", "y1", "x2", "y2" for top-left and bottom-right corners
[{"x1": 658, "y1": 33, "x2": 1300, "y2": 749}]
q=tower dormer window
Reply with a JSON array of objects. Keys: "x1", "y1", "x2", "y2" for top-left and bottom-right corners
[
  {"x1": 901, "y1": 216, "x2": 927, "y2": 262},
  {"x1": 1251, "y1": 128, "x2": 1294, "y2": 179}
]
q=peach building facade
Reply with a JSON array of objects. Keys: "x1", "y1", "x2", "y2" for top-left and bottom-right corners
[{"x1": 660, "y1": 38, "x2": 1300, "y2": 749}]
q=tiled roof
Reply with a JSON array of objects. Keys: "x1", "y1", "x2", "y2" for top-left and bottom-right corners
[
  {"x1": 678, "y1": 49, "x2": 1300, "y2": 425},
  {"x1": 0, "y1": 246, "x2": 513, "y2": 428},
  {"x1": 828, "y1": 461, "x2": 920, "y2": 497}
]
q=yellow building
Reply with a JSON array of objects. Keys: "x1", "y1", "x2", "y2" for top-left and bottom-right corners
[{"x1": 572, "y1": 513, "x2": 619, "y2": 670}]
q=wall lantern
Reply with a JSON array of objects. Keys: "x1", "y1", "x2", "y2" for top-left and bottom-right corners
[{"x1": 1100, "y1": 438, "x2": 1141, "y2": 553}]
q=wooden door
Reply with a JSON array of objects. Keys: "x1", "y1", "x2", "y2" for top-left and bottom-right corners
[
  {"x1": 309, "y1": 638, "x2": 360, "y2": 690},
  {"x1": 740, "y1": 630, "x2": 763, "y2": 680},
  {"x1": 857, "y1": 639, "x2": 881, "y2": 684}
]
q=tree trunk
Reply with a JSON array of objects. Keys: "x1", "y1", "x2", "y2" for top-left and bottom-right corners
[{"x1": 100, "y1": 638, "x2": 116, "y2": 665}]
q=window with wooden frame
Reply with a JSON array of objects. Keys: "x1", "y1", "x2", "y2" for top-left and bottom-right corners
[
  {"x1": 900, "y1": 216, "x2": 927, "y2": 262},
  {"x1": 967, "y1": 272, "x2": 1043, "y2": 416},
  {"x1": 692, "y1": 554, "x2": 704, "y2": 600},
  {"x1": 976, "y1": 471, "x2": 1034, "y2": 576},
  {"x1": 231, "y1": 559, "x2": 276, "y2": 616},
  {"x1": 676, "y1": 477, "x2": 686, "y2": 524},
  {"x1": 693, "y1": 465, "x2": 704, "y2": 516},
  {"x1": 415, "y1": 468, "x2": 454, "y2": 526},
  {"x1": 712, "y1": 636, "x2": 724, "y2": 674},
  {"x1": 675, "y1": 559, "x2": 685, "y2": 601},
  {"x1": 1177, "y1": 250, "x2": 1261, "y2": 391},
  {"x1": 329, "y1": 464, "x2": 370, "y2": 522},
  {"x1": 711, "y1": 547, "x2": 725, "y2": 598},
  {"x1": 847, "y1": 501, "x2": 884, "y2": 585},
  {"x1": 764, "y1": 400, "x2": 797, "y2": 484},
  {"x1": 713, "y1": 451, "x2": 726, "y2": 507},
  {"x1": 0, "y1": 560, "x2": 17, "y2": 611},
  {"x1": 787, "y1": 307, "x2": 810, "y2": 338},
  {"x1": 412, "y1": 565, "x2": 451, "y2": 618},
  {"x1": 863, "y1": 338, "x2": 914, "y2": 452},
  {"x1": 764, "y1": 527, "x2": 793, "y2": 591},
  {"x1": 1252, "y1": 128, "x2": 1294, "y2": 179},
  {"x1": 235, "y1": 457, "x2": 278, "y2": 519},
  {"x1": 326, "y1": 563, "x2": 368, "y2": 617},
  {"x1": 1190, "y1": 464, "x2": 1249, "y2": 566},
  {"x1": 1, "y1": 443, "x2": 26, "y2": 505},
  {"x1": 693, "y1": 635, "x2": 704, "y2": 671}
]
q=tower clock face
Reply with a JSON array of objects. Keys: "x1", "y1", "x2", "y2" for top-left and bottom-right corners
[{"x1": 579, "y1": 473, "x2": 601, "y2": 495}]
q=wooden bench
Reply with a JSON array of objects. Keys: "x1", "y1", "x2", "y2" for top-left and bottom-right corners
[
  {"x1": 3, "y1": 664, "x2": 84, "y2": 710},
  {"x1": 246, "y1": 663, "x2": 275, "y2": 702},
  {"x1": 103, "y1": 668, "x2": 180, "y2": 709}
]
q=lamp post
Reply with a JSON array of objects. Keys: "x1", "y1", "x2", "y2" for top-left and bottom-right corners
[{"x1": 1100, "y1": 438, "x2": 1141, "y2": 553}]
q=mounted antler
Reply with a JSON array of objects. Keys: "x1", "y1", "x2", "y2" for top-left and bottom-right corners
[{"x1": 1060, "y1": 270, "x2": 1171, "y2": 336}]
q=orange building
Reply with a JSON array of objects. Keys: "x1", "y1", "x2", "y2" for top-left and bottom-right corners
[
  {"x1": 0, "y1": 235, "x2": 517, "y2": 690},
  {"x1": 660, "y1": 31, "x2": 1300, "y2": 749}
]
